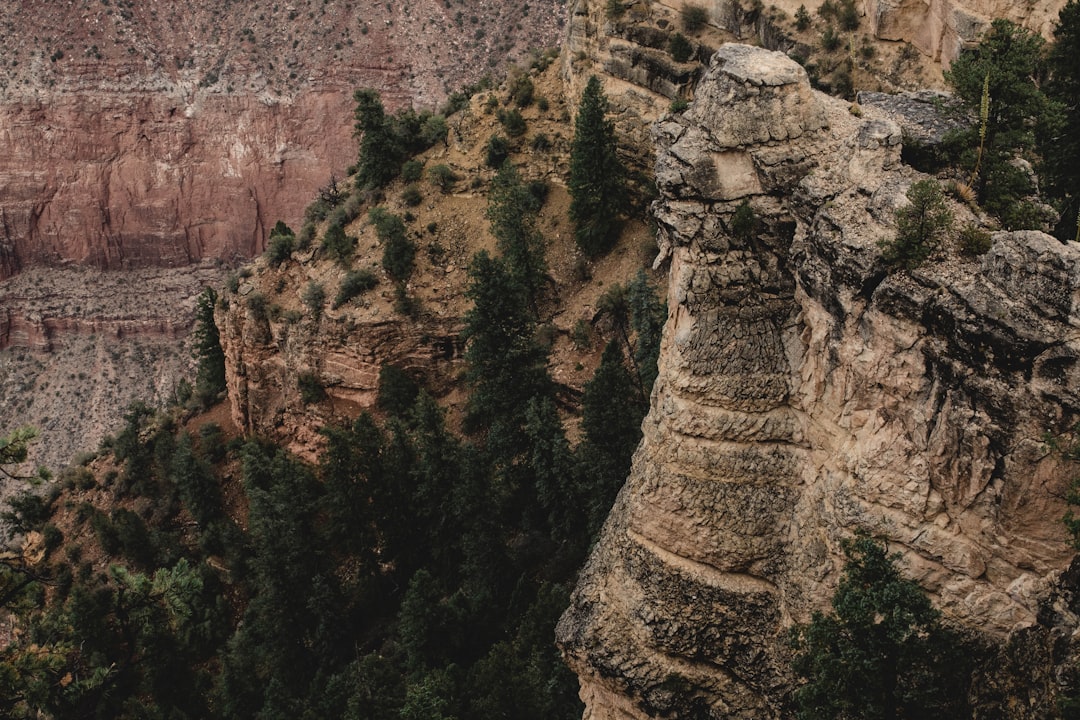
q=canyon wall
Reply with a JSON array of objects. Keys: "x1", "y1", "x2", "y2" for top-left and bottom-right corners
[
  {"x1": 0, "y1": 89, "x2": 363, "y2": 277},
  {"x1": 0, "y1": 0, "x2": 566, "y2": 278},
  {"x1": 558, "y1": 44, "x2": 1080, "y2": 718},
  {"x1": 0, "y1": 0, "x2": 566, "y2": 471},
  {"x1": 862, "y1": 0, "x2": 1066, "y2": 62}
]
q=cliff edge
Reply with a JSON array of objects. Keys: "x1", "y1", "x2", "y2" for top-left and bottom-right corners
[{"x1": 557, "y1": 44, "x2": 1080, "y2": 718}]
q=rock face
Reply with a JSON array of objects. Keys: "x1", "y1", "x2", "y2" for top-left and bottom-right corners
[
  {"x1": 0, "y1": 90, "x2": 361, "y2": 277},
  {"x1": 0, "y1": 0, "x2": 567, "y2": 279},
  {"x1": 557, "y1": 44, "x2": 1080, "y2": 718},
  {"x1": 0, "y1": 264, "x2": 227, "y2": 471},
  {"x1": 863, "y1": 0, "x2": 1066, "y2": 63}
]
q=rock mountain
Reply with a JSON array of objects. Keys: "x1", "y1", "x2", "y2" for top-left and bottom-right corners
[{"x1": 557, "y1": 41, "x2": 1080, "y2": 719}]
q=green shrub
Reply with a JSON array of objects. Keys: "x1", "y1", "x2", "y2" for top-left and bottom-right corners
[
  {"x1": 301, "y1": 281, "x2": 326, "y2": 320},
  {"x1": 298, "y1": 372, "x2": 326, "y2": 404},
  {"x1": 795, "y1": 4, "x2": 812, "y2": 30},
  {"x1": 681, "y1": 3, "x2": 709, "y2": 32},
  {"x1": 605, "y1": 0, "x2": 625, "y2": 19},
  {"x1": 821, "y1": 25, "x2": 841, "y2": 51},
  {"x1": 958, "y1": 224, "x2": 993, "y2": 256},
  {"x1": 297, "y1": 220, "x2": 317, "y2": 250},
  {"x1": 377, "y1": 365, "x2": 420, "y2": 416},
  {"x1": 669, "y1": 98, "x2": 690, "y2": 113},
  {"x1": 879, "y1": 179, "x2": 953, "y2": 269},
  {"x1": 530, "y1": 133, "x2": 551, "y2": 151},
  {"x1": 322, "y1": 222, "x2": 356, "y2": 265},
  {"x1": 402, "y1": 159, "x2": 425, "y2": 183},
  {"x1": 498, "y1": 108, "x2": 527, "y2": 137},
  {"x1": 247, "y1": 292, "x2": 268, "y2": 321},
  {"x1": 371, "y1": 207, "x2": 416, "y2": 281},
  {"x1": 571, "y1": 319, "x2": 592, "y2": 350},
  {"x1": 669, "y1": 32, "x2": 694, "y2": 63},
  {"x1": 427, "y1": 164, "x2": 458, "y2": 193},
  {"x1": 838, "y1": 0, "x2": 860, "y2": 30},
  {"x1": 508, "y1": 73, "x2": 534, "y2": 107},
  {"x1": 730, "y1": 200, "x2": 756, "y2": 240},
  {"x1": 265, "y1": 233, "x2": 295, "y2": 267},
  {"x1": 333, "y1": 269, "x2": 379, "y2": 308},
  {"x1": 485, "y1": 135, "x2": 511, "y2": 168},
  {"x1": 402, "y1": 184, "x2": 424, "y2": 206}
]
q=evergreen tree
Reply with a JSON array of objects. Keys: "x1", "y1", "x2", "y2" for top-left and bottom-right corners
[
  {"x1": 790, "y1": 534, "x2": 972, "y2": 720},
  {"x1": 880, "y1": 179, "x2": 953, "y2": 270},
  {"x1": 626, "y1": 270, "x2": 666, "y2": 398},
  {"x1": 354, "y1": 88, "x2": 400, "y2": 190},
  {"x1": 487, "y1": 161, "x2": 548, "y2": 314},
  {"x1": 192, "y1": 287, "x2": 226, "y2": 407},
  {"x1": 944, "y1": 20, "x2": 1049, "y2": 227},
  {"x1": 568, "y1": 76, "x2": 626, "y2": 256},
  {"x1": 1044, "y1": 0, "x2": 1080, "y2": 241},
  {"x1": 578, "y1": 341, "x2": 644, "y2": 534},
  {"x1": 462, "y1": 250, "x2": 551, "y2": 446}
]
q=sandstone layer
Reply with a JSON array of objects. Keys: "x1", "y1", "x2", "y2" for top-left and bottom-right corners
[{"x1": 558, "y1": 44, "x2": 1080, "y2": 718}]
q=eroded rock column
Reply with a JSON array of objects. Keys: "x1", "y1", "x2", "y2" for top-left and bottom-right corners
[{"x1": 557, "y1": 45, "x2": 826, "y2": 719}]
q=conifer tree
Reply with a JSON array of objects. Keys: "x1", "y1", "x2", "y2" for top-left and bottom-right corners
[
  {"x1": 1044, "y1": 0, "x2": 1080, "y2": 241},
  {"x1": 462, "y1": 250, "x2": 551, "y2": 446},
  {"x1": 487, "y1": 161, "x2": 548, "y2": 314},
  {"x1": 192, "y1": 287, "x2": 226, "y2": 406},
  {"x1": 790, "y1": 534, "x2": 971, "y2": 720},
  {"x1": 354, "y1": 88, "x2": 400, "y2": 190},
  {"x1": 578, "y1": 341, "x2": 643, "y2": 533},
  {"x1": 568, "y1": 75, "x2": 626, "y2": 256},
  {"x1": 944, "y1": 20, "x2": 1049, "y2": 226}
]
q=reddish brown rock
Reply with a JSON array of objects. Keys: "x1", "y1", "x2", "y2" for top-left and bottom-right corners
[{"x1": 0, "y1": 0, "x2": 567, "y2": 278}]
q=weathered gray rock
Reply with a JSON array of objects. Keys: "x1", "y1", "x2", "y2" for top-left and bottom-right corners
[{"x1": 559, "y1": 44, "x2": 1080, "y2": 719}]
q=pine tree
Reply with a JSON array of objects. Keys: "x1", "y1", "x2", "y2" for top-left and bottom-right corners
[
  {"x1": 192, "y1": 287, "x2": 226, "y2": 407},
  {"x1": 462, "y1": 251, "x2": 551, "y2": 445},
  {"x1": 944, "y1": 20, "x2": 1049, "y2": 226},
  {"x1": 487, "y1": 161, "x2": 548, "y2": 314},
  {"x1": 354, "y1": 88, "x2": 400, "y2": 190},
  {"x1": 568, "y1": 76, "x2": 626, "y2": 256},
  {"x1": 790, "y1": 534, "x2": 972, "y2": 720},
  {"x1": 578, "y1": 341, "x2": 644, "y2": 534}
]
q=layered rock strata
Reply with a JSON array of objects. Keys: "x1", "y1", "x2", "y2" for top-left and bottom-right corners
[
  {"x1": 558, "y1": 44, "x2": 1080, "y2": 718},
  {"x1": 0, "y1": 0, "x2": 566, "y2": 278},
  {"x1": 0, "y1": 264, "x2": 226, "y2": 471}
]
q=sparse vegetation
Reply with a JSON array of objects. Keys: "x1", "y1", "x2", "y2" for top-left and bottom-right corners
[
  {"x1": 681, "y1": 3, "x2": 709, "y2": 33},
  {"x1": 333, "y1": 269, "x2": 379, "y2": 308},
  {"x1": 880, "y1": 179, "x2": 953, "y2": 269}
]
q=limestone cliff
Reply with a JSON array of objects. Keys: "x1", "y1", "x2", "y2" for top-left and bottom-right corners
[{"x1": 557, "y1": 44, "x2": 1080, "y2": 718}]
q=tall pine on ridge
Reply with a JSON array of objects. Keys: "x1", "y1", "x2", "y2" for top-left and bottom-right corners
[{"x1": 568, "y1": 75, "x2": 626, "y2": 256}]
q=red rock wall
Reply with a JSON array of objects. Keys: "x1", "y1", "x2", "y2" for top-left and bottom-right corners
[
  {"x1": 0, "y1": 88, "x2": 364, "y2": 278},
  {"x1": 0, "y1": 0, "x2": 567, "y2": 279}
]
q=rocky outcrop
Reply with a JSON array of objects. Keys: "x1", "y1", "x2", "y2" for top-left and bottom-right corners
[
  {"x1": 558, "y1": 44, "x2": 1080, "y2": 718},
  {"x1": 219, "y1": 282, "x2": 462, "y2": 458},
  {"x1": 864, "y1": 0, "x2": 1066, "y2": 63}
]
